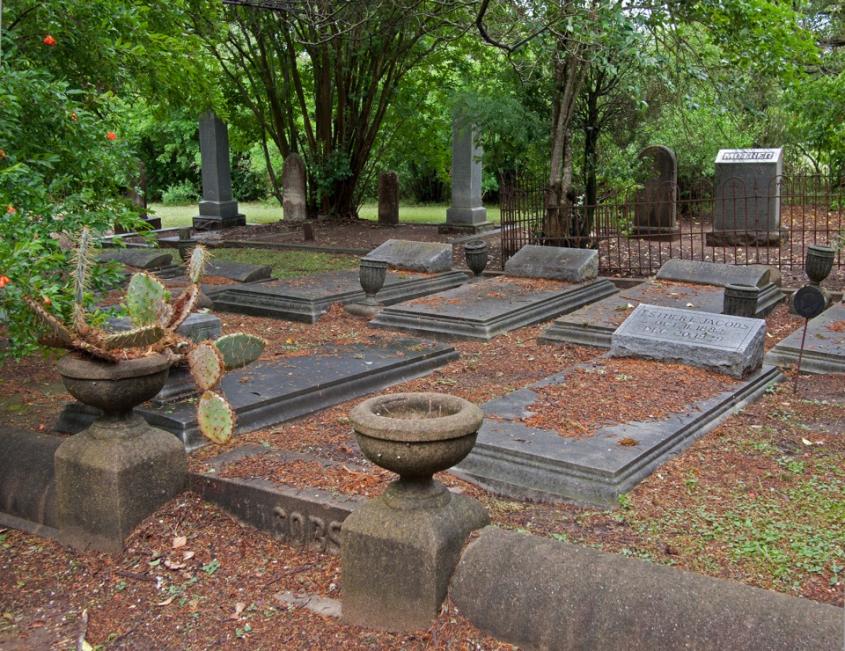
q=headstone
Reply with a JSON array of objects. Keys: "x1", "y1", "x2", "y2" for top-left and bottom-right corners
[
  {"x1": 98, "y1": 249, "x2": 173, "y2": 270},
  {"x1": 193, "y1": 112, "x2": 245, "y2": 230},
  {"x1": 504, "y1": 245, "x2": 598, "y2": 282},
  {"x1": 633, "y1": 145, "x2": 678, "y2": 239},
  {"x1": 766, "y1": 301, "x2": 845, "y2": 374},
  {"x1": 610, "y1": 304, "x2": 765, "y2": 377},
  {"x1": 282, "y1": 153, "x2": 307, "y2": 222},
  {"x1": 656, "y1": 259, "x2": 773, "y2": 287},
  {"x1": 378, "y1": 171, "x2": 399, "y2": 225},
  {"x1": 205, "y1": 259, "x2": 272, "y2": 283},
  {"x1": 366, "y1": 239, "x2": 452, "y2": 273},
  {"x1": 707, "y1": 148, "x2": 784, "y2": 245},
  {"x1": 444, "y1": 119, "x2": 490, "y2": 232}
]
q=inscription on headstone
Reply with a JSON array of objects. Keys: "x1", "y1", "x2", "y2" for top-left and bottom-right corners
[
  {"x1": 610, "y1": 304, "x2": 765, "y2": 377},
  {"x1": 708, "y1": 147, "x2": 784, "y2": 245}
]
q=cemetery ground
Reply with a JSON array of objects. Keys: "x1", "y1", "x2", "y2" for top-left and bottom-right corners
[{"x1": 0, "y1": 263, "x2": 843, "y2": 649}]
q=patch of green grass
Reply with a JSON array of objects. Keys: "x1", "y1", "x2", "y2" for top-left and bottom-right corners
[
  {"x1": 210, "y1": 248, "x2": 358, "y2": 278},
  {"x1": 150, "y1": 201, "x2": 500, "y2": 228}
]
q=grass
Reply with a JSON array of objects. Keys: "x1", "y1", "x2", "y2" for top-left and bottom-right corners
[
  {"x1": 210, "y1": 248, "x2": 358, "y2": 278},
  {"x1": 149, "y1": 201, "x2": 501, "y2": 228}
]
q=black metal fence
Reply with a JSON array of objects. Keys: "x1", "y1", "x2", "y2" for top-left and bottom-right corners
[{"x1": 500, "y1": 174, "x2": 845, "y2": 277}]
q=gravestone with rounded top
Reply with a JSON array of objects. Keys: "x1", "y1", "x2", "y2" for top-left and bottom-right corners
[
  {"x1": 194, "y1": 112, "x2": 245, "y2": 230},
  {"x1": 282, "y1": 153, "x2": 307, "y2": 222},
  {"x1": 504, "y1": 245, "x2": 598, "y2": 282},
  {"x1": 378, "y1": 171, "x2": 399, "y2": 225},
  {"x1": 708, "y1": 148, "x2": 784, "y2": 245},
  {"x1": 633, "y1": 145, "x2": 678, "y2": 240}
]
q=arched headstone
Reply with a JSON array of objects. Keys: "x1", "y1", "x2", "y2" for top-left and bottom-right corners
[
  {"x1": 282, "y1": 153, "x2": 307, "y2": 222},
  {"x1": 633, "y1": 145, "x2": 678, "y2": 240}
]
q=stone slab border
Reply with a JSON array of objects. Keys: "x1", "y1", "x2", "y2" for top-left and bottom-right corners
[
  {"x1": 450, "y1": 526, "x2": 842, "y2": 651},
  {"x1": 766, "y1": 302, "x2": 845, "y2": 374}
]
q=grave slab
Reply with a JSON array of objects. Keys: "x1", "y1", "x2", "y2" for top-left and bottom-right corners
[
  {"x1": 610, "y1": 304, "x2": 765, "y2": 378},
  {"x1": 57, "y1": 338, "x2": 458, "y2": 450},
  {"x1": 504, "y1": 245, "x2": 598, "y2": 282},
  {"x1": 205, "y1": 259, "x2": 272, "y2": 283},
  {"x1": 452, "y1": 361, "x2": 782, "y2": 506},
  {"x1": 210, "y1": 269, "x2": 468, "y2": 323},
  {"x1": 366, "y1": 239, "x2": 452, "y2": 273},
  {"x1": 656, "y1": 259, "x2": 773, "y2": 287},
  {"x1": 541, "y1": 277, "x2": 781, "y2": 348},
  {"x1": 98, "y1": 249, "x2": 173, "y2": 270},
  {"x1": 371, "y1": 276, "x2": 618, "y2": 341},
  {"x1": 765, "y1": 302, "x2": 845, "y2": 374}
]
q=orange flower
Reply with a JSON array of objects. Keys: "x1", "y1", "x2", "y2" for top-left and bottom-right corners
[
  {"x1": 6, "y1": 205, "x2": 15, "y2": 215},
  {"x1": 0, "y1": 149, "x2": 5, "y2": 158},
  {"x1": 42, "y1": 296, "x2": 52, "y2": 306},
  {"x1": 43, "y1": 35, "x2": 57, "y2": 46},
  {"x1": 0, "y1": 276, "x2": 10, "y2": 288},
  {"x1": 70, "y1": 112, "x2": 78, "y2": 122},
  {"x1": 106, "y1": 131, "x2": 117, "y2": 141}
]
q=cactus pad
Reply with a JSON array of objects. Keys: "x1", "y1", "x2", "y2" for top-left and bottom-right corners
[
  {"x1": 197, "y1": 390, "x2": 236, "y2": 444},
  {"x1": 167, "y1": 285, "x2": 199, "y2": 330},
  {"x1": 214, "y1": 333, "x2": 266, "y2": 370},
  {"x1": 187, "y1": 246, "x2": 209, "y2": 284},
  {"x1": 188, "y1": 342, "x2": 224, "y2": 391},
  {"x1": 126, "y1": 272, "x2": 169, "y2": 326},
  {"x1": 102, "y1": 325, "x2": 165, "y2": 350}
]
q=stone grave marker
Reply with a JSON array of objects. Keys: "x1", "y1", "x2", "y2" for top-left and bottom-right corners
[
  {"x1": 609, "y1": 304, "x2": 765, "y2": 377},
  {"x1": 656, "y1": 258, "x2": 773, "y2": 287},
  {"x1": 633, "y1": 145, "x2": 678, "y2": 239},
  {"x1": 98, "y1": 248, "x2": 173, "y2": 271},
  {"x1": 504, "y1": 245, "x2": 598, "y2": 282},
  {"x1": 378, "y1": 171, "x2": 399, "y2": 225},
  {"x1": 366, "y1": 239, "x2": 452, "y2": 273},
  {"x1": 205, "y1": 259, "x2": 272, "y2": 283},
  {"x1": 282, "y1": 153, "x2": 307, "y2": 222},
  {"x1": 766, "y1": 301, "x2": 845, "y2": 374},
  {"x1": 708, "y1": 148, "x2": 784, "y2": 245},
  {"x1": 443, "y1": 118, "x2": 491, "y2": 232},
  {"x1": 194, "y1": 112, "x2": 245, "y2": 230}
]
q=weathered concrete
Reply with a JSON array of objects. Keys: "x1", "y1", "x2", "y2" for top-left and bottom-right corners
[
  {"x1": 378, "y1": 171, "x2": 399, "y2": 225},
  {"x1": 766, "y1": 301, "x2": 845, "y2": 374},
  {"x1": 0, "y1": 429, "x2": 60, "y2": 529},
  {"x1": 656, "y1": 259, "x2": 774, "y2": 287},
  {"x1": 205, "y1": 259, "x2": 272, "y2": 283},
  {"x1": 504, "y1": 245, "x2": 598, "y2": 282},
  {"x1": 444, "y1": 119, "x2": 490, "y2": 231},
  {"x1": 451, "y1": 527, "x2": 842, "y2": 651},
  {"x1": 282, "y1": 153, "x2": 307, "y2": 222},
  {"x1": 366, "y1": 239, "x2": 452, "y2": 273}
]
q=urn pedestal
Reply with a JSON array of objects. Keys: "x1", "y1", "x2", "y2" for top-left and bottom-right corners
[{"x1": 345, "y1": 258, "x2": 389, "y2": 318}]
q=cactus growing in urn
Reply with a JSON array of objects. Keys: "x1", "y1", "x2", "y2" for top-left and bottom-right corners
[{"x1": 25, "y1": 228, "x2": 264, "y2": 444}]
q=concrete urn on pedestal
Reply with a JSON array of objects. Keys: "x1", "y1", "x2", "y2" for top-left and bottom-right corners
[{"x1": 341, "y1": 392, "x2": 489, "y2": 631}]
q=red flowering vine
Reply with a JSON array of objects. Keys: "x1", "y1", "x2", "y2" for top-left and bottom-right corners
[
  {"x1": 43, "y1": 35, "x2": 57, "y2": 47},
  {"x1": 0, "y1": 276, "x2": 11, "y2": 289},
  {"x1": 106, "y1": 131, "x2": 117, "y2": 141},
  {"x1": 6, "y1": 205, "x2": 16, "y2": 215}
]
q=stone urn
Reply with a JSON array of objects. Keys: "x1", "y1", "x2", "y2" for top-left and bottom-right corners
[
  {"x1": 722, "y1": 284, "x2": 759, "y2": 318},
  {"x1": 343, "y1": 392, "x2": 490, "y2": 631},
  {"x1": 463, "y1": 240, "x2": 488, "y2": 279},
  {"x1": 54, "y1": 352, "x2": 186, "y2": 553},
  {"x1": 805, "y1": 244, "x2": 835, "y2": 285},
  {"x1": 358, "y1": 258, "x2": 388, "y2": 308}
]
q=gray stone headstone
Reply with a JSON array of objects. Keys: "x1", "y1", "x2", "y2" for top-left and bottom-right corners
[
  {"x1": 98, "y1": 249, "x2": 173, "y2": 270},
  {"x1": 708, "y1": 148, "x2": 784, "y2": 245},
  {"x1": 194, "y1": 112, "x2": 245, "y2": 230},
  {"x1": 610, "y1": 304, "x2": 765, "y2": 377},
  {"x1": 366, "y1": 239, "x2": 452, "y2": 273},
  {"x1": 633, "y1": 145, "x2": 678, "y2": 237},
  {"x1": 378, "y1": 171, "x2": 399, "y2": 225},
  {"x1": 656, "y1": 259, "x2": 773, "y2": 287},
  {"x1": 504, "y1": 245, "x2": 598, "y2": 282},
  {"x1": 445, "y1": 119, "x2": 489, "y2": 229},
  {"x1": 282, "y1": 153, "x2": 307, "y2": 222},
  {"x1": 205, "y1": 260, "x2": 272, "y2": 283},
  {"x1": 108, "y1": 312, "x2": 222, "y2": 343}
]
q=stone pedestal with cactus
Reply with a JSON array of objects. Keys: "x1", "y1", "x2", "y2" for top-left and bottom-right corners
[{"x1": 25, "y1": 229, "x2": 265, "y2": 551}]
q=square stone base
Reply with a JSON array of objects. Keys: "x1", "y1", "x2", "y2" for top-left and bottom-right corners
[
  {"x1": 192, "y1": 214, "x2": 246, "y2": 231},
  {"x1": 341, "y1": 489, "x2": 488, "y2": 631},
  {"x1": 438, "y1": 221, "x2": 495, "y2": 235},
  {"x1": 706, "y1": 229, "x2": 788, "y2": 247},
  {"x1": 55, "y1": 415, "x2": 186, "y2": 553}
]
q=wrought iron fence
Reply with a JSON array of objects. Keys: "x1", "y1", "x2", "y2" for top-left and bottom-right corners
[{"x1": 500, "y1": 173, "x2": 845, "y2": 277}]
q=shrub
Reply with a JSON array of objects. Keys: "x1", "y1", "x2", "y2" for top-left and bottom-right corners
[{"x1": 161, "y1": 180, "x2": 199, "y2": 205}]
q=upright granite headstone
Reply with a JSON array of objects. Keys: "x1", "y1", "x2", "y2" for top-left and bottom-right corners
[
  {"x1": 610, "y1": 304, "x2": 765, "y2": 377},
  {"x1": 633, "y1": 145, "x2": 678, "y2": 239},
  {"x1": 708, "y1": 148, "x2": 784, "y2": 245},
  {"x1": 366, "y1": 239, "x2": 452, "y2": 273},
  {"x1": 504, "y1": 245, "x2": 598, "y2": 282},
  {"x1": 378, "y1": 171, "x2": 399, "y2": 225},
  {"x1": 193, "y1": 112, "x2": 245, "y2": 230},
  {"x1": 282, "y1": 153, "x2": 307, "y2": 222},
  {"x1": 443, "y1": 118, "x2": 490, "y2": 232}
]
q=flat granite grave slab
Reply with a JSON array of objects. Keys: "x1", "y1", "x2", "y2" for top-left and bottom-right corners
[
  {"x1": 210, "y1": 269, "x2": 468, "y2": 323},
  {"x1": 370, "y1": 276, "x2": 618, "y2": 341},
  {"x1": 366, "y1": 239, "x2": 452, "y2": 272},
  {"x1": 452, "y1": 359, "x2": 782, "y2": 506},
  {"x1": 205, "y1": 259, "x2": 272, "y2": 282},
  {"x1": 766, "y1": 302, "x2": 845, "y2": 374},
  {"x1": 99, "y1": 248, "x2": 173, "y2": 270},
  {"x1": 656, "y1": 259, "x2": 774, "y2": 288},
  {"x1": 541, "y1": 278, "x2": 781, "y2": 348},
  {"x1": 57, "y1": 338, "x2": 458, "y2": 450},
  {"x1": 610, "y1": 304, "x2": 765, "y2": 378},
  {"x1": 504, "y1": 245, "x2": 598, "y2": 282}
]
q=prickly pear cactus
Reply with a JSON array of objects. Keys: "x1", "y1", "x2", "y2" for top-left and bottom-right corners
[
  {"x1": 188, "y1": 342, "x2": 224, "y2": 392},
  {"x1": 214, "y1": 333, "x2": 265, "y2": 370},
  {"x1": 187, "y1": 246, "x2": 209, "y2": 284},
  {"x1": 167, "y1": 285, "x2": 198, "y2": 330},
  {"x1": 197, "y1": 390, "x2": 236, "y2": 444},
  {"x1": 102, "y1": 325, "x2": 165, "y2": 350},
  {"x1": 126, "y1": 272, "x2": 169, "y2": 327}
]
